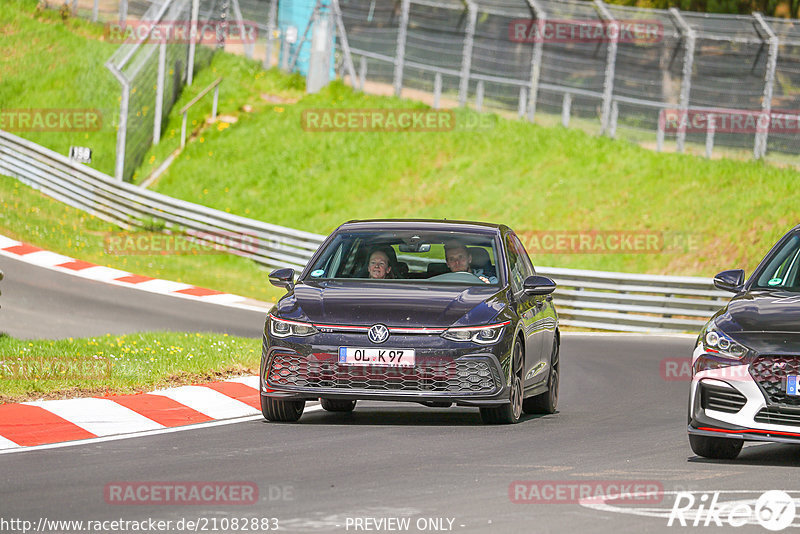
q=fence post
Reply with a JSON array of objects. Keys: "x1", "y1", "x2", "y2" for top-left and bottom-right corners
[
  {"x1": 670, "y1": 8, "x2": 695, "y2": 154},
  {"x1": 107, "y1": 64, "x2": 129, "y2": 182},
  {"x1": 518, "y1": 87, "x2": 527, "y2": 118},
  {"x1": 118, "y1": 0, "x2": 127, "y2": 26},
  {"x1": 264, "y1": 0, "x2": 278, "y2": 68},
  {"x1": 753, "y1": 13, "x2": 779, "y2": 160},
  {"x1": 526, "y1": 0, "x2": 545, "y2": 121},
  {"x1": 331, "y1": 0, "x2": 358, "y2": 89},
  {"x1": 187, "y1": 0, "x2": 200, "y2": 86},
  {"x1": 358, "y1": 56, "x2": 367, "y2": 91},
  {"x1": 475, "y1": 80, "x2": 484, "y2": 112},
  {"x1": 393, "y1": 0, "x2": 410, "y2": 97},
  {"x1": 609, "y1": 100, "x2": 618, "y2": 139},
  {"x1": 433, "y1": 72, "x2": 442, "y2": 109},
  {"x1": 153, "y1": 42, "x2": 166, "y2": 145},
  {"x1": 594, "y1": 0, "x2": 618, "y2": 135},
  {"x1": 656, "y1": 111, "x2": 665, "y2": 151},
  {"x1": 705, "y1": 113, "x2": 715, "y2": 158},
  {"x1": 458, "y1": 1, "x2": 477, "y2": 107},
  {"x1": 231, "y1": 0, "x2": 254, "y2": 59},
  {"x1": 561, "y1": 93, "x2": 572, "y2": 127},
  {"x1": 92, "y1": 0, "x2": 98, "y2": 22}
]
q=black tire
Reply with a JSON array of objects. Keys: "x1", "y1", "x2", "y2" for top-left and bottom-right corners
[
  {"x1": 480, "y1": 339, "x2": 523, "y2": 424},
  {"x1": 523, "y1": 337, "x2": 559, "y2": 415},
  {"x1": 320, "y1": 398, "x2": 357, "y2": 412},
  {"x1": 261, "y1": 395, "x2": 305, "y2": 422},
  {"x1": 689, "y1": 434, "x2": 743, "y2": 460}
]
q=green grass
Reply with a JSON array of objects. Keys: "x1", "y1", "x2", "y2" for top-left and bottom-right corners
[
  {"x1": 0, "y1": 0, "x2": 120, "y2": 176},
  {"x1": 150, "y1": 78, "x2": 800, "y2": 277},
  {"x1": 0, "y1": 176, "x2": 286, "y2": 303},
  {"x1": 0, "y1": 332, "x2": 260, "y2": 403}
]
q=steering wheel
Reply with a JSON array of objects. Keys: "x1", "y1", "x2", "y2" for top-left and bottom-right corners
[{"x1": 428, "y1": 271, "x2": 483, "y2": 283}]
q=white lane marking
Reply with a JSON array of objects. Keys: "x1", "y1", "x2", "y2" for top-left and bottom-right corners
[
  {"x1": 198, "y1": 293, "x2": 246, "y2": 305},
  {"x1": 72, "y1": 266, "x2": 133, "y2": 282},
  {"x1": 10, "y1": 250, "x2": 72, "y2": 267},
  {"x1": 131, "y1": 279, "x2": 193, "y2": 292},
  {"x1": 150, "y1": 385, "x2": 259, "y2": 419},
  {"x1": 561, "y1": 332, "x2": 697, "y2": 339},
  {"x1": 0, "y1": 435, "x2": 20, "y2": 449},
  {"x1": 23, "y1": 398, "x2": 164, "y2": 436},
  {"x1": 0, "y1": 236, "x2": 21, "y2": 249},
  {"x1": 0, "y1": 405, "x2": 324, "y2": 455},
  {"x1": 227, "y1": 375, "x2": 260, "y2": 389}
]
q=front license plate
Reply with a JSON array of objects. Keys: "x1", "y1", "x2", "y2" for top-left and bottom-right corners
[
  {"x1": 788, "y1": 376, "x2": 799, "y2": 396},
  {"x1": 338, "y1": 347, "x2": 415, "y2": 367}
]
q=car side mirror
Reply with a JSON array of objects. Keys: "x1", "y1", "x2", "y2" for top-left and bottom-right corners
[
  {"x1": 269, "y1": 268, "x2": 295, "y2": 291},
  {"x1": 523, "y1": 275, "x2": 556, "y2": 295},
  {"x1": 713, "y1": 269, "x2": 744, "y2": 293}
]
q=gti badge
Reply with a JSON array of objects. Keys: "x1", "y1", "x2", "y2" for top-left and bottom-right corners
[{"x1": 368, "y1": 324, "x2": 389, "y2": 344}]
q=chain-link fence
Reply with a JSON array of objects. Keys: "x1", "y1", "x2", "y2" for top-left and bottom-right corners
[{"x1": 338, "y1": 0, "x2": 800, "y2": 162}]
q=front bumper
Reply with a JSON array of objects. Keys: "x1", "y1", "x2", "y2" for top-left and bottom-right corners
[
  {"x1": 688, "y1": 345, "x2": 800, "y2": 443},
  {"x1": 260, "y1": 332, "x2": 512, "y2": 407}
]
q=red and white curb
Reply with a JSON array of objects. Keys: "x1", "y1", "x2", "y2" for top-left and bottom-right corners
[
  {"x1": 0, "y1": 376, "x2": 268, "y2": 452},
  {"x1": 0, "y1": 234, "x2": 270, "y2": 313}
]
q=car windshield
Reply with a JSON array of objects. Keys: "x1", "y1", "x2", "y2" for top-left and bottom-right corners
[
  {"x1": 753, "y1": 232, "x2": 800, "y2": 291},
  {"x1": 304, "y1": 229, "x2": 501, "y2": 285}
]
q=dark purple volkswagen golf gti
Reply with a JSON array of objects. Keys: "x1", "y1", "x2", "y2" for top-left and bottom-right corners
[{"x1": 260, "y1": 219, "x2": 559, "y2": 424}]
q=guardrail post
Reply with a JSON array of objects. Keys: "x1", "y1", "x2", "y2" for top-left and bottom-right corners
[
  {"x1": 526, "y1": 0, "x2": 545, "y2": 121},
  {"x1": 264, "y1": 0, "x2": 278, "y2": 68},
  {"x1": 705, "y1": 113, "x2": 715, "y2": 158},
  {"x1": 595, "y1": 0, "x2": 618, "y2": 135},
  {"x1": 475, "y1": 80, "x2": 484, "y2": 111},
  {"x1": 433, "y1": 72, "x2": 442, "y2": 109},
  {"x1": 561, "y1": 93, "x2": 571, "y2": 127},
  {"x1": 753, "y1": 13, "x2": 779, "y2": 160},
  {"x1": 393, "y1": 0, "x2": 410, "y2": 97},
  {"x1": 187, "y1": 0, "x2": 200, "y2": 86},
  {"x1": 212, "y1": 85, "x2": 219, "y2": 120},
  {"x1": 458, "y1": 1, "x2": 477, "y2": 107},
  {"x1": 670, "y1": 8, "x2": 695, "y2": 154},
  {"x1": 181, "y1": 112, "x2": 188, "y2": 149},
  {"x1": 153, "y1": 42, "x2": 166, "y2": 145}
]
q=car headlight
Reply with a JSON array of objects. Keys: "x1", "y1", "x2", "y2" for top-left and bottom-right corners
[
  {"x1": 269, "y1": 315, "x2": 318, "y2": 338},
  {"x1": 702, "y1": 323, "x2": 749, "y2": 361},
  {"x1": 441, "y1": 321, "x2": 509, "y2": 345}
]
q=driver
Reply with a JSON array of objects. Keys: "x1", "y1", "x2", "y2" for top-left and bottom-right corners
[{"x1": 444, "y1": 241, "x2": 497, "y2": 284}]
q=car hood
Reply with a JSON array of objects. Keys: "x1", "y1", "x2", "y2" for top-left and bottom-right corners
[
  {"x1": 715, "y1": 290, "x2": 800, "y2": 352},
  {"x1": 275, "y1": 280, "x2": 507, "y2": 327}
]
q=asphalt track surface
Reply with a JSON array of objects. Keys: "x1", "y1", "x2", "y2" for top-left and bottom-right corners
[{"x1": 2, "y1": 255, "x2": 800, "y2": 533}]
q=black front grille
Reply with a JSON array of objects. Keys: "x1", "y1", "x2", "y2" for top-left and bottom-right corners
[
  {"x1": 700, "y1": 383, "x2": 747, "y2": 413},
  {"x1": 749, "y1": 355, "x2": 800, "y2": 406},
  {"x1": 755, "y1": 406, "x2": 800, "y2": 426},
  {"x1": 267, "y1": 352, "x2": 500, "y2": 394}
]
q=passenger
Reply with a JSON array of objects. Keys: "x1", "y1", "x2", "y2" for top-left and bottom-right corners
[
  {"x1": 444, "y1": 241, "x2": 498, "y2": 284},
  {"x1": 368, "y1": 249, "x2": 393, "y2": 279}
]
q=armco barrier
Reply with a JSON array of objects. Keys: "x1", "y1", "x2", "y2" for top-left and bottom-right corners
[{"x1": 0, "y1": 129, "x2": 727, "y2": 333}]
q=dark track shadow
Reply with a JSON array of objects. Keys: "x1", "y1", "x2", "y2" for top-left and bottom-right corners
[{"x1": 688, "y1": 442, "x2": 800, "y2": 467}]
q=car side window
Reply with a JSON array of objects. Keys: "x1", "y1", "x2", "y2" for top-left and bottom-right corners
[
  {"x1": 505, "y1": 235, "x2": 525, "y2": 293},
  {"x1": 510, "y1": 234, "x2": 536, "y2": 277}
]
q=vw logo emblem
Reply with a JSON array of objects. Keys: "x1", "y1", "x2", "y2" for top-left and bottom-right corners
[{"x1": 368, "y1": 324, "x2": 389, "y2": 344}]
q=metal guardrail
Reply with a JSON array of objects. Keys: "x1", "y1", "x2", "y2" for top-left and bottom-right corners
[{"x1": 0, "y1": 129, "x2": 728, "y2": 333}]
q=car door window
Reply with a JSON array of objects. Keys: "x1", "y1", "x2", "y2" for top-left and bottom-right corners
[
  {"x1": 505, "y1": 235, "x2": 526, "y2": 293},
  {"x1": 510, "y1": 234, "x2": 536, "y2": 277}
]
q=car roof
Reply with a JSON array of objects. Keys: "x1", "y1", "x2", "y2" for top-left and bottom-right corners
[{"x1": 337, "y1": 219, "x2": 508, "y2": 234}]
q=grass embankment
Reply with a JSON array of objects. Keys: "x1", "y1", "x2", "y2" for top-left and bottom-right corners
[
  {"x1": 0, "y1": 332, "x2": 260, "y2": 403},
  {"x1": 149, "y1": 79, "x2": 800, "y2": 278}
]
